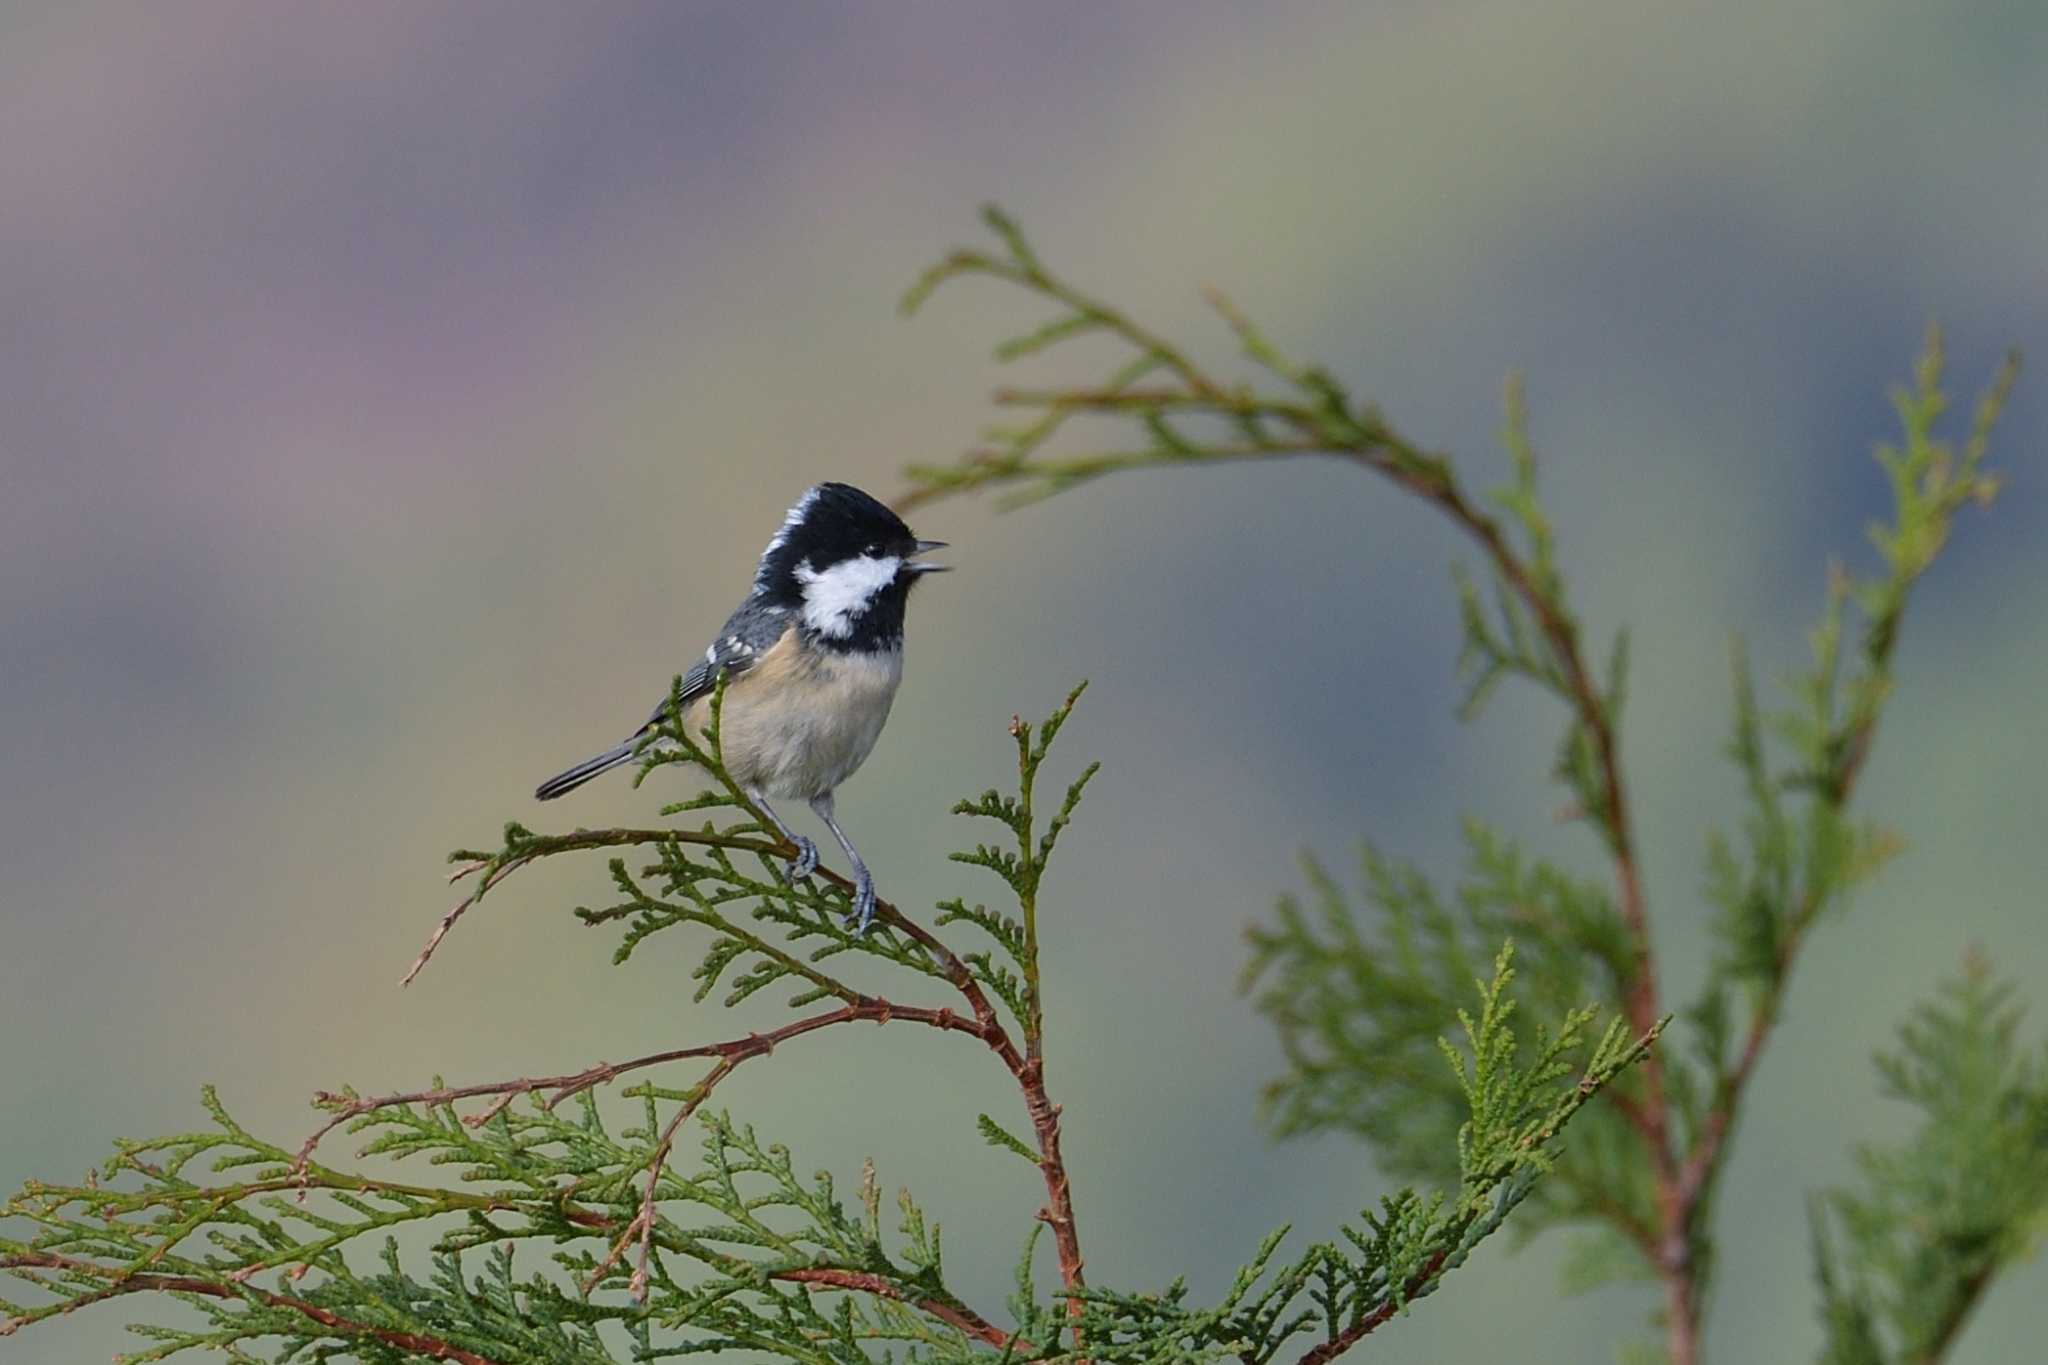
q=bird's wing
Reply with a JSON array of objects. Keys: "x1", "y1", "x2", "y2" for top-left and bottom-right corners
[{"x1": 640, "y1": 602, "x2": 792, "y2": 731}]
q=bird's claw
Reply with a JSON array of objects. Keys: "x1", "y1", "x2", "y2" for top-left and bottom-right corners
[
  {"x1": 786, "y1": 836, "x2": 819, "y2": 881},
  {"x1": 842, "y1": 875, "x2": 878, "y2": 937}
]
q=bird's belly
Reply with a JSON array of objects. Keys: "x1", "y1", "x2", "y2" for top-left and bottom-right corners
[{"x1": 690, "y1": 646, "x2": 903, "y2": 799}]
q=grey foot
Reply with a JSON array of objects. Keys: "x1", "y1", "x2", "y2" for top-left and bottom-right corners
[
  {"x1": 843, "y1": 873, "x2": 878, "y2": 936},
  {"x1": 786, "y1": 835, "x2": 819, "y2": 881}
]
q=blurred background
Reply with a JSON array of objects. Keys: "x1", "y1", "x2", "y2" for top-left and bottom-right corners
[{"x1": 3, "y1": 3, "x2": 2044, "y2": 1361}]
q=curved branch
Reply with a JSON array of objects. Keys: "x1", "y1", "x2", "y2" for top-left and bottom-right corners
[
  {"x1": 407, "y1": 826, "x2": 1027, "y2": 1075},
  {"x1": 778, "y1": 1267, "x2": 1022, "y2": 1351},
  {"x1": 409, "y1": 825, "x2": 771, "y2": 986},
  {"x1": 901, "y1": 215, "x2": 1679, "y2": 1362},
  {"x1": 1674, "y1": 696, "x2": 1893, "y2": 1214},
  {"x1": 387, "y1": 804, "x2": 1048, "y2": 1319},
  {"x1": 297, "y1": 996, "x2": 995, "y2": 1172},
  {"x1": 1292, "y1": 1247, "x2": 1452, "y2": 1365},
  {"x1": 11, "y1": 1180, "x2": 1026, "y2": 1356},
  {"x1": 0, "y1": 1252, "x2": 502, "y2": 1364}
]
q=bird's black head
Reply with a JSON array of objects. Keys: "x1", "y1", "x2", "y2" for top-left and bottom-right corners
[{"x1": 753, "y1": 482, "x2": 948, "y2": 650}]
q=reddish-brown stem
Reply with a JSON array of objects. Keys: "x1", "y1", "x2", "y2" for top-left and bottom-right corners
[
  {"x1": 894, "y1": 885, "x2": 1087, "y2": 1343},
  {"x1": 872, "y1": 901, "x2": 1028, "y2": 1078},
  {"x1": 1292, "y1": 1246, "x2": 1454, "y2": 1365},
  {"x1": 1021, "y1": 1057, "x2": 1086, "y2": 1319},
  {"x1": 297, "y1": 988, "x2": 1007, "y2": 1306},
  {"x1": 296, "y1": 996, "x2": 993, "y2": 1173},
  {"x1": 1400, "y1": 462, "x2": 1688, "y2": 1359},
  {"x1": 1288, "y1": 419, "x2": 1686, "y2": 1297},
  {"x1": 411, "y1": 824, "x2": 1026, "y2": 1065},
  {"x1": 1658, "y1": 703, "x2": 1897, "y2": 1363},
  {"x1": 1674, "y1": 1002, "x2": 1774, "y2": 1216},
  {"x1": 611, "y1": 1056, "x2": 730, "y2": 1301},
  {"x1": 980, "y1": 375, "x2": 1674, "y2": 1153},
  {"x1": 1672, "y1": 713, "x2": 1890, "y2": 1250},
  {"x1": 931, "y1": 351, "x2": 1675, "y2": 1357},
  {"x1": 381, "y1": 814, "x2": 1055, "y2": 1333},
  {"x1": 0, "y1": 1252, "x2": 500, "y2": 1363},
  {"x1": 389, "y1": 719, "x2": 1083, "y2": 1343},
  {"x1": 779, "y1": 1268, "x2": 1023, "y2": 1350},
  {"x1": 865, "y1": 886, "x2": 1090, "y2": 1329},
  {"x1": 409, "y1": 825, "x2": 814, "y2": 986}
]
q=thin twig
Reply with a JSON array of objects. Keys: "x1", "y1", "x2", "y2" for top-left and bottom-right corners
[
  {"x1": 1674, "y1": 688, "x2": 1894, "y2": 1213},
  {"x1": 406, "y1": 825, "x2": 777, "y2": 986},
  {"x1": 778, "y1": 1268, "x2": 1023, "y2": 1350},
  {"x1": 619, "y1": 1061, "x2": 724, "y2": 1302},
  {"x1": 1292, "y1": 1247, "x2": 1454, "y2": 1365},
  {"x1": 1915, "y1": 1257, "x2": 2000, "y2": 1365},
  {"x1": 1662, "y1": 582, "x2": 1931, "y2": 1363},
  {"x1": 297, "y1": 998, "x2": 991, "y2": 1172}
]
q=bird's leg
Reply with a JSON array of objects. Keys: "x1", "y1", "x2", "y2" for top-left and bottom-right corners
[
  {"x1": 747, "y1": 787, "x2": 817, "y2": 880},
  {"x1": 808, "y1": 792, "x2": 876, "y2": 935}
]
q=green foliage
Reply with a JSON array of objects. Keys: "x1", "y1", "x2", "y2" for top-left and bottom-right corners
[
  {"x1": 1699, "y1": 326, "x2": 2015, "y2": 1021},
  {"x1": 0, "y1": 1085, "x2": 1016, "y2": 1364},
  {"x1": 1071, "y1": 944, "x2": 1654, "y2": 1365},
  {"x1": 942, "y1": 682, "x2": 1100, "y2": 1049},
  {"x1": 1671, "y1": 327, "x2": 2020, "y2": 1317},
  {"x1": 3, "y1": 681, "x2": 1647, "y2": 1363},
  {"x1": 974, "y1": 1115, "x2": 1039, "y2": 1165},
  {"x1": 1242, "y1": 824, "x2": 1656, "y2": 1255},
  {"x1": 899, "y1": 208, "x2": 2032, "y2": 1362},
  {"x1": 1811, "y1": 961, "x2": 2048, "y2": 1365}
]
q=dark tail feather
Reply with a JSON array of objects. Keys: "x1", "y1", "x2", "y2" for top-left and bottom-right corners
[{"x1": 534, "y1": 740, "x2": 638, "y2": 801}]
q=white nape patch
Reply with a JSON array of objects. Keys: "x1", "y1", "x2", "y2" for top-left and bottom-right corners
[
  {"x1": 794, "y1": 555, "x2": 900, "y2": 638},
  {"x1": 754, "y1": 486, "x2": 823, "y2": 584}
]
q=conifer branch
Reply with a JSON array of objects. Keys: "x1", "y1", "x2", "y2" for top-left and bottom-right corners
[
  {"x1": 901, "y1": 205, "x2": 1667, "y2": 1130},
  {"x1": 385, "y1": 686, "x2": 1065, "y2": 1317},
  {"x1": 776, "y1": 1268, "x2": 1021, "y2": 1351},
  {"x1": 4, "y1": 673, "x2": 1644, "y2": 1364},
  {"x1": 948, "y1": 685, "x2": 1099, "y2": 1345},
  {"x1": 904, "y1": 202, "x2": 1680, "y2": 1337},
  {"x1": 0, "y1": 1251, "x2": 502, "y2": 1363},
  {"x1": 1808, "y1": 958, "x2": 2048, "y2": 1364},
  {"x1": 295, "y1": 997, "x2": 995, "y2": 1174},
  {"x1": 899, "y1": 212, "x2": 2024, "y2": 1365},
  {"x1": 4, "y1": 929, "x2": 1644, "y2": 1365},
  {"x1": 1673, "y1": 332, "x2": 2020, "y2": 1352},
  {"x1": 1291, "y1": 1246, "x2": 1452, "y2": 1365}
]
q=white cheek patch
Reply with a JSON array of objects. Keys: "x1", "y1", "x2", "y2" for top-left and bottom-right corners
[{"x1": 794, "y1": 555, "x2": 901, "y2": 638}]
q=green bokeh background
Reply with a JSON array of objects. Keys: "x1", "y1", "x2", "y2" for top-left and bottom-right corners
[{"x1": 3, "y1": 4, "x2": 2043, "y2": 1361}]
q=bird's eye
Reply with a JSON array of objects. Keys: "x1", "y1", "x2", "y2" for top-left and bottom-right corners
[{"x1": 863, "y1": 542, "x2": 882, "y2": 557}]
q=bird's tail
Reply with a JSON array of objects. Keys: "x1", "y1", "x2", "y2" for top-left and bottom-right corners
[{"x1": 534, "y1": 739, "x2": 639, "y2": 801}]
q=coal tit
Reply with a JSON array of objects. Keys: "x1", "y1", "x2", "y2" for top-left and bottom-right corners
[{"x1": 534, "y1": 482, "x2": 948, "y2": 934}]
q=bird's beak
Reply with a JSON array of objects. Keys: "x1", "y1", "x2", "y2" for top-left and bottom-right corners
[{"x1": 907, "y1": 539, "x2": 951, "y2": 573}]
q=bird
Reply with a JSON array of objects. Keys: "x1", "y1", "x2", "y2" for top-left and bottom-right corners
[{"x1": 533, "y1": 482, "x2": 948, "y2": 935}]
